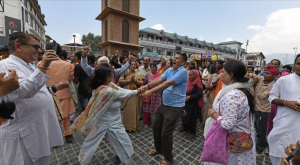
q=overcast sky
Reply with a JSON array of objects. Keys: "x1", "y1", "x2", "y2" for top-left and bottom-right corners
[{"x1": 39, "y1": 0, "x2": 300, "y2": 62}]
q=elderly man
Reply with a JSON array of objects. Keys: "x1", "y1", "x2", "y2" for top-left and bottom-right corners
[
  {"x1": 80, "y1": 45, "x2": 135, "y2": 77},
  {"x1": 142, "y1": 52, "x2": 188, "y2": 165},
  {"x1": 268, "y1": 54, "x2": 300, "y2": 165},
  {"x1": 0, "y1": 32, "x2": 63, "y2": 165}
]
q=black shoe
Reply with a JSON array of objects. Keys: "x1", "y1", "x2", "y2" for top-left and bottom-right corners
[{"x1": 65, "y1": 135, "x2": 73, "y2": 143}]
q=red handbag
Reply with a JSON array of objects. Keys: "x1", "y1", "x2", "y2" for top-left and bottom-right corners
[{"x1": 226, "y1": 114, "x2": 253, "y2": 153}]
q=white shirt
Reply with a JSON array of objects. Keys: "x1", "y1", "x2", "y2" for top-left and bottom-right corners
[
  {"x1": 268, "y1": 73, "x2": 300, "y2": 157},
  {"x1": 0, "y1": 55, "x2": 63, "y2": 165}
]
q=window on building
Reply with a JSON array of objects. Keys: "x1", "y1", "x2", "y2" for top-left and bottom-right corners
[
  {"x1": 147, "y1": 48, "x2": 152, "y2": 52},
  {"x1": 147, "y1": 34, "x2": 153, "y2": 39},
  {"x1": 156, "y1": 36, "x2": 162, "y2": 40},
  {"x1": 21, "y1": 7, "x2": 25, "y2": 32},
  {"x1": 157, "y1": 50, "x2": 162, "y2": 54},
  {"x1": 168, "y1": 39, "x2": 173, "y2": 43},
  {"x1": 122, "y1": 50, "x2": 129, "y2": 57},
  {"x1": 179, "y1": 41, "x2": 183, "y2": 45},
  {"x1": 167, "y1": 51, "x2": 172, "y2": 56},
  {"x1": 122, "y1": 0, "x2": 129, "y2": 12},
  {"x1": 25, "y1": 10, "x2": 28, "y2": 23},
  {"x1": 24, "y1": 0, "x2": 28, "y2": 8},
  {"x1": 30, "y1": 16, "x2": 33, "y2": 27},
  {"x1": 105, "y1": 20, "x2": 108, "y2": 41},
  {"x1": 198, "y1": 45, "x2": 201, "y2": 48},
  {"x1": 105, "y1": 0, "x2": 108, "y2": 7},
  {"x1": 189, "y1": 43, "x2": 193, "y2": 47},
  {"x1": 105, "y1": 50, "x2": 108, "y2": 56},
  {"x1": 122, "y1": 20, "x2": 129, "y2": 43}
]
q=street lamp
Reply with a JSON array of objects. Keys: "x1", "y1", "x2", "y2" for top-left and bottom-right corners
[
  {"x1": 244, "y1": 40, "x2": 249, "y2": 64},
  {"x1": 73, "y1": 34, "x2": 76, "y2": 53},
  {"x1": 294, "y1": 47, "x2": 298, "y2": 59},
  {"x1": 284, "y1": 54, "x2": 288, "y2": 65}
]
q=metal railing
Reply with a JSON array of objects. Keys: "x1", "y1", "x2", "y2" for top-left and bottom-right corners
[{"x1": 139, "y1": 37, "x2": 236, "y2": 57}]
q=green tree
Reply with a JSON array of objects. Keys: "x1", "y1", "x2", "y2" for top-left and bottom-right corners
[{"x1": 81, "y1": 33, "x2": 102, "y2": 52}]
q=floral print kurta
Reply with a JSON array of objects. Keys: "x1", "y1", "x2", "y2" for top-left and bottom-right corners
[
  {"x1": 205, "y1": 89, "x2": 256, "y2": 165},
  {"x1": 143, "y1": 73, "x2": 162, "y2": 114}
]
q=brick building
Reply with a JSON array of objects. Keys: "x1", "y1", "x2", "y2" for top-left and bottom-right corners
[{"x1": 97, "y1": 0, "x2": 145, "y2": 58}]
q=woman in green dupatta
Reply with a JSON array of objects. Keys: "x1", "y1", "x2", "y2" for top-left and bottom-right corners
[
  {"x1": 70, "y1": 63, "x2": 142, "y2": 165},
  {"x1": 119, "y1": 61, "x2": 144, "y2": 132}
]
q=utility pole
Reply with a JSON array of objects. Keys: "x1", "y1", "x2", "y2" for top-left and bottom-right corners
[
  {"x1": 284, "y1": 54, "x2": 288, "y2": 65},
  {"x1": 294, "y1": 47, "x2": 298, "y2": 59},
  {"x1": 244, "y1": 40, "x2": 249, "y2": 64}
]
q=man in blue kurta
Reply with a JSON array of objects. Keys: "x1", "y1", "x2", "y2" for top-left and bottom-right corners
[{"x1": 141, "y1": 52, "x2": 188, "y2": 165}]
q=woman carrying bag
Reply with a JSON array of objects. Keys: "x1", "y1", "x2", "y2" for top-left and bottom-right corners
[{"x1": 200, "y1": 60, "x2": 255, "y2": 165}]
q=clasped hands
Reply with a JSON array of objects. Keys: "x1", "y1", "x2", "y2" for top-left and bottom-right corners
[{"x1": 137, "y1": 85, "x2": 152, "y2": 98}]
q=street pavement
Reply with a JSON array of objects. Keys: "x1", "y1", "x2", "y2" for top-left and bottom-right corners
[{"x1": 50, "y1": 119, "x2": 272, "y2": 165}]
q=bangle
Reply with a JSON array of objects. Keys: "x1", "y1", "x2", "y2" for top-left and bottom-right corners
[
  {"x1": 37, "y1": 66, "x2": 49, "y2": 70},
  {"x1": 283, "y1": 100, "x2": 287, "y2": 106},
  {"x1": 211, "y1": 112, "x2": 217, "y2": 118}
]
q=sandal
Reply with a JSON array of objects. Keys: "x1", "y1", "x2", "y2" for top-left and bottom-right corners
[
  {"x1": 158, "y1": 159, "x2": 174, "y2": 165},
  {"x1": 148, "y1": 149, "x2": 161, "y2": 156}
]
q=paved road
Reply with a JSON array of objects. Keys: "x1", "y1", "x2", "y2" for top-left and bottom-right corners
[{"x1": 50, "y1": 119, "x2": 272, "y2": 165}]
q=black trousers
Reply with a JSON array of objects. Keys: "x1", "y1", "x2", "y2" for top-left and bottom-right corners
[
  {"x1": 255, "y1": 111, "x2": 270, "y2": 153},
  {"x1": 153, "y1": 104, "x2": 183, "y2": 162}
]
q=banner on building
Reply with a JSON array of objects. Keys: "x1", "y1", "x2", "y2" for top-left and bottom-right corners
[
  {"x1": 5, "y1": 16, "x2": 21, "y2": 36},
  {"x1": 143, "y1": 52, "x2": 158, "y2": 57}
]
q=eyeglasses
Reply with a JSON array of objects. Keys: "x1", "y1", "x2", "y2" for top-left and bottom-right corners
[{"x1": 21, "y1": 43, "x2": 41, "y2": 51}]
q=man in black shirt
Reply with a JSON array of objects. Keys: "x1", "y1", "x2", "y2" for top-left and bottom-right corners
[{"x1": 73, "y1": 51, "x2": 92, "y2": 111}]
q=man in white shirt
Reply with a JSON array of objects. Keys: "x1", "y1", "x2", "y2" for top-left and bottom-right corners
[
  {"x1": 0, "y1": 32, "x2": 64, "y2": 165},
  {"x1": 268, "y1": 54, "x2": 300, "y2": 165},
  {"x1": 138, "y1": 57, "x2": 150, "y2": 76}
]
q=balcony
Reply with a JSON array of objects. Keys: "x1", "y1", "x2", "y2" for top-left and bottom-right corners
[{"x1": 139, "y1": 37, "x2": 236, "y2": 58}]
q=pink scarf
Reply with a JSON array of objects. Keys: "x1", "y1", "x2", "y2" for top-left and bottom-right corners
[{"x1": 152, "y1": 72, "x2": 160, "y2": 81}]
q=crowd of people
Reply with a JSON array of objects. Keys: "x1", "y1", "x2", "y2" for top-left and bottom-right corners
[{"x1": 0, "y1": 31, "x2": 299, "y2": 165}]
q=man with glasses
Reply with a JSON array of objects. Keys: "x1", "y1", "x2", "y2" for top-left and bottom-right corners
[{"x1": 0, "y1": 32, "x2": 63, "y2": 165}]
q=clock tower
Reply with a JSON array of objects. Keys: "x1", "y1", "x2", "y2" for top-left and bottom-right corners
[{"x1": 97, "y1": 0, "x2": 145, "y2": 58}]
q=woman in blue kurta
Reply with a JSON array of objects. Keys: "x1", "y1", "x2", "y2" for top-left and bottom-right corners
[{"x1": 70, "y1": 63, "x2": 142, "y2": 165}]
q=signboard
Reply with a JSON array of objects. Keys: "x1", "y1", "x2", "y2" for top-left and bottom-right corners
[
  {"x1": 5, "y1": 16, "x2": 21, "y2": 36},
  {"x1": 202, "y1": 55, "x2": 211, "y2": 60},
  {"x1": 143, "y1": 52, "x2": 158, "y2": 57}
]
